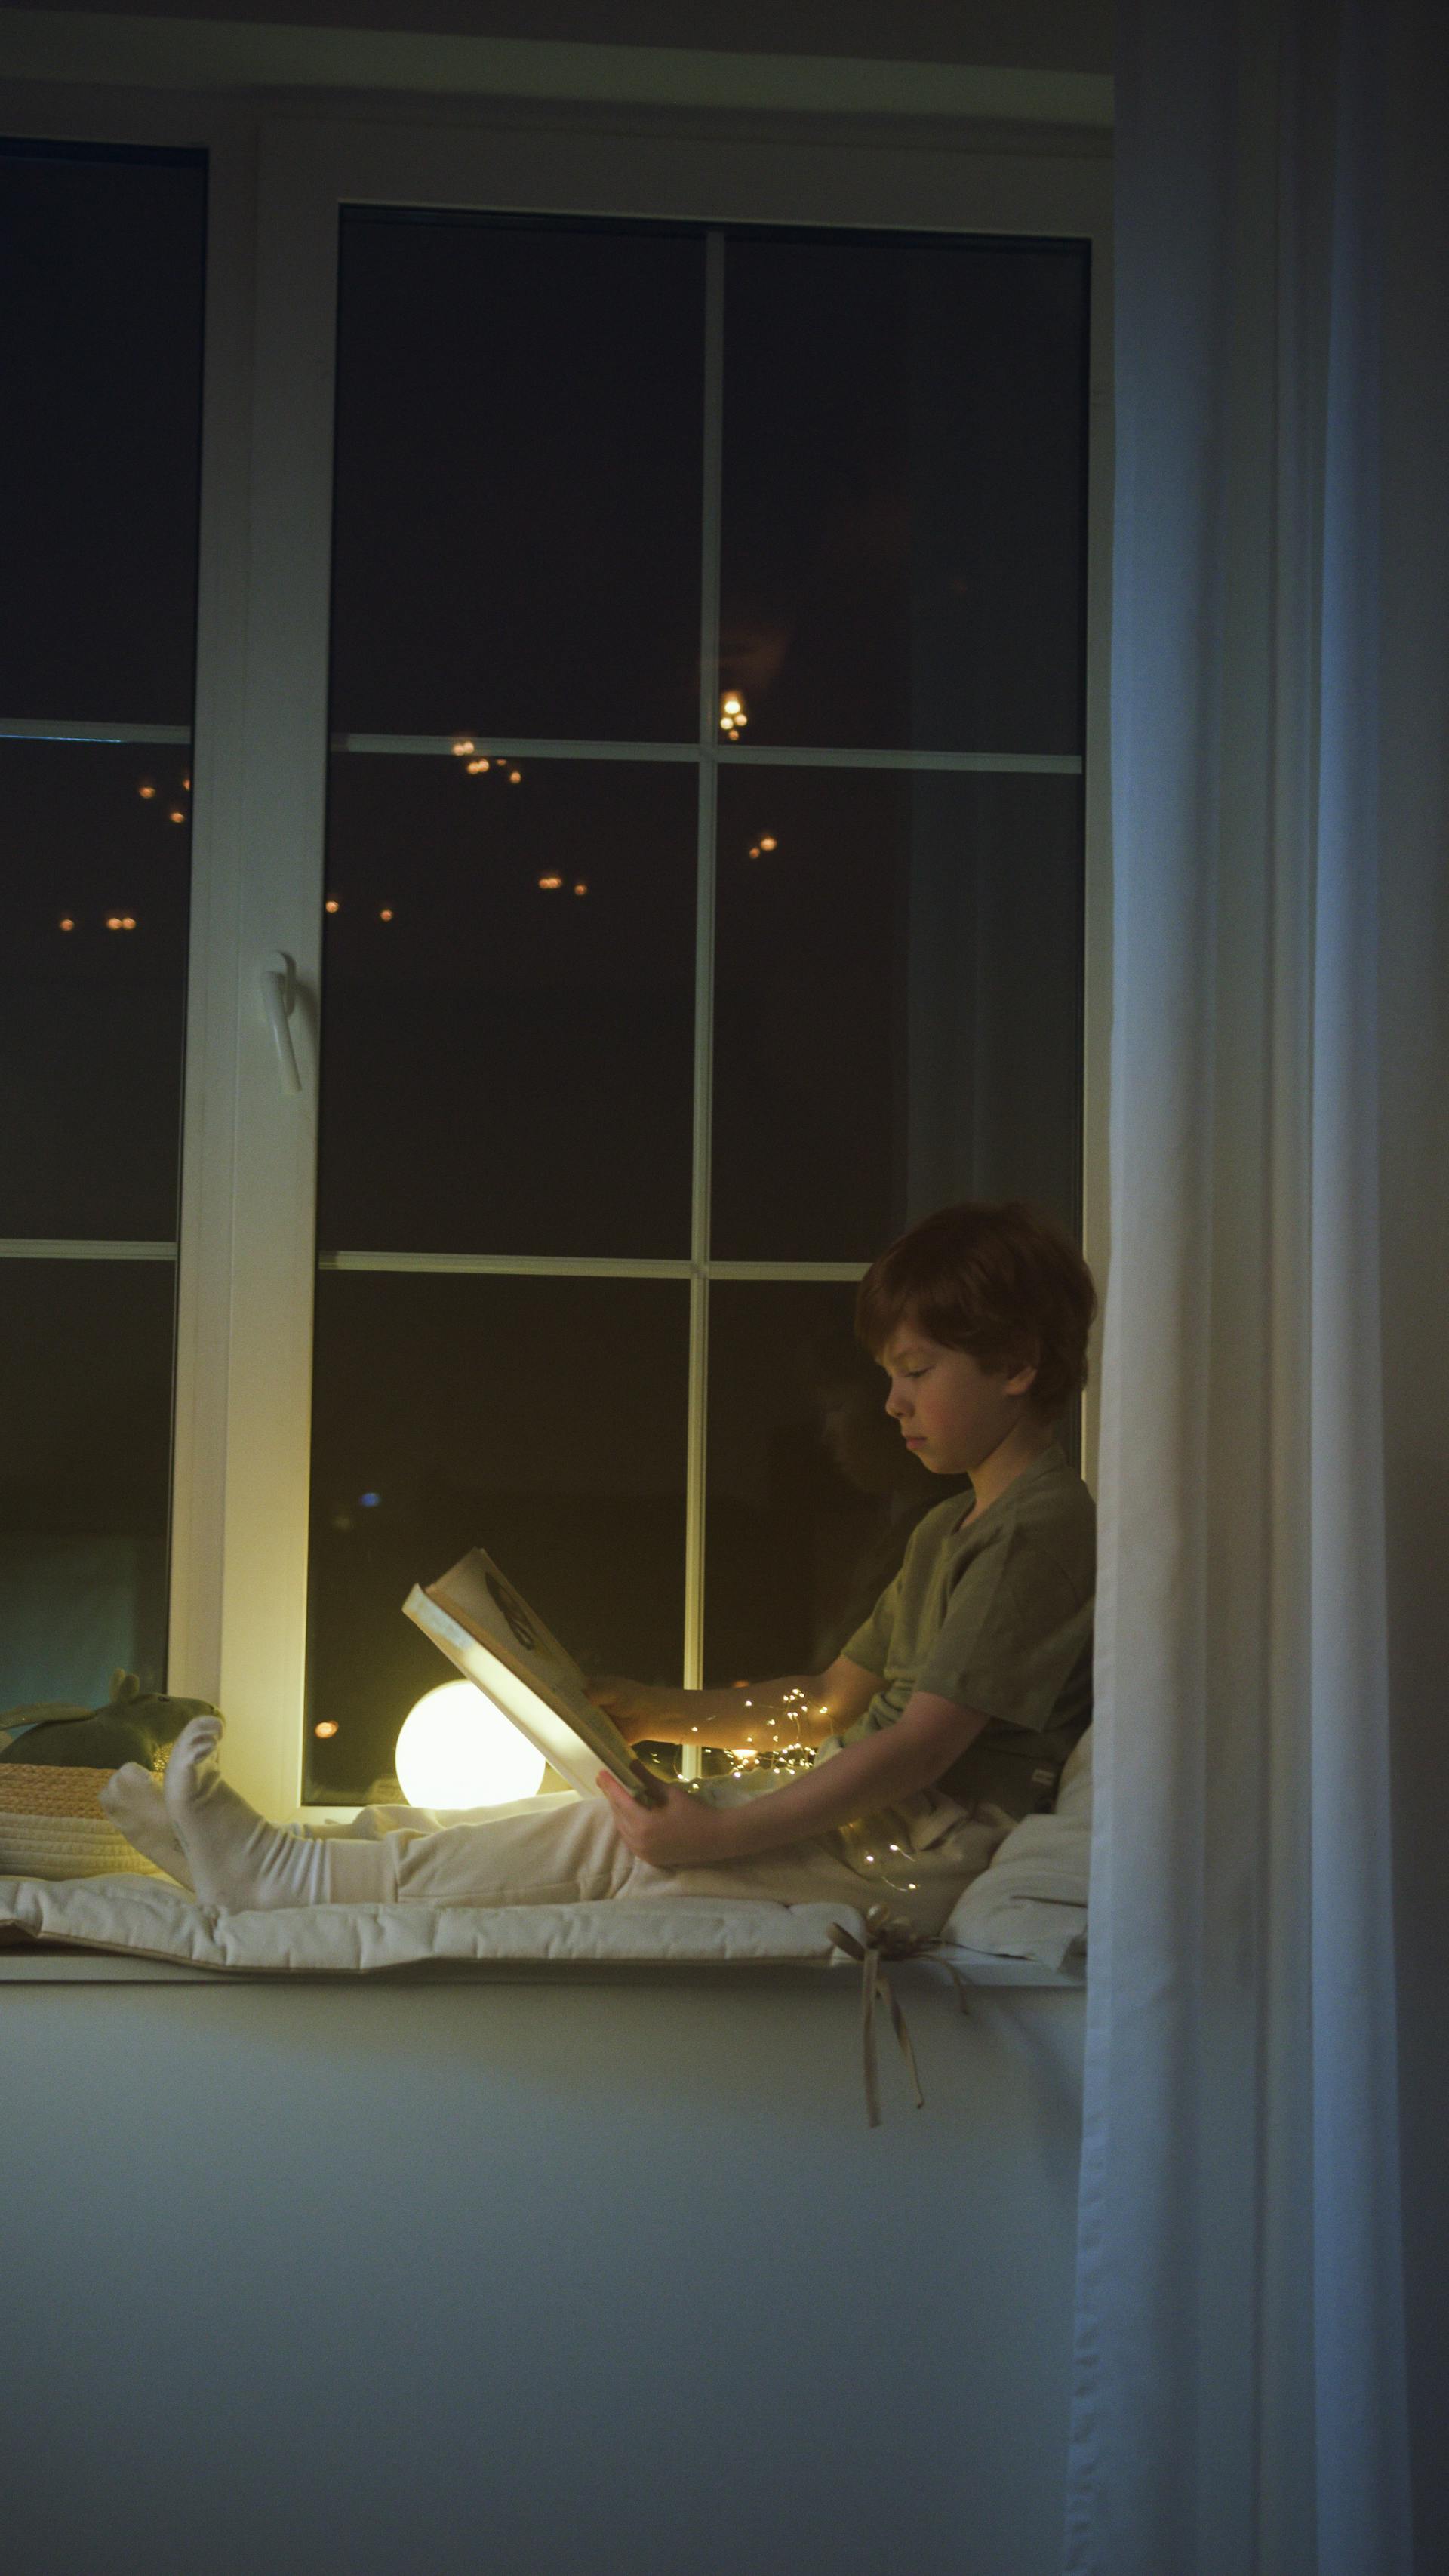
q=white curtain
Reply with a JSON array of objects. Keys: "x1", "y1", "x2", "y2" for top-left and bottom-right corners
[{"x1": 1066, "y1": 2, "x2": 1447, "y2": 2570}]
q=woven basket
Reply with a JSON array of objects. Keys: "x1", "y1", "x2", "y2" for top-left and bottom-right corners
[
  {"x1": 0, "y1": 1759, "x2": 176, "y2": 1881},
  {"x1": 0, "y1": 1761, "x2": 140, "y2": 1820}
]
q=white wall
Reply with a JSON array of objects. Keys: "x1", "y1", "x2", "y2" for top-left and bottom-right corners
[
  {"x1": 4, "y1": 1971, "x2": 1085, "y2": 2576},
  {"x1": 0, "y1": 3, "x2": 1115, "y2": 125}
]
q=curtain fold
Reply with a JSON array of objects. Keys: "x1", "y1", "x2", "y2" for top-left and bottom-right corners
[{"x1": 1065, "y1": 2, "x2": 1445, "y2": 2567}]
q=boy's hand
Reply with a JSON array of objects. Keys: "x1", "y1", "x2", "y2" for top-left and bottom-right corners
[
  {"x1": 597, "y1": 1772, "x2": 735, "y2": 1869},
  {"x1": 584, "y1": 1676, "x2": 668, "y2": 1746}
]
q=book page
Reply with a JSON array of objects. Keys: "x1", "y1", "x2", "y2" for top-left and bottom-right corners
[{"x1": 403, "y1": 1547, "x2": 668, "y2": 1804}]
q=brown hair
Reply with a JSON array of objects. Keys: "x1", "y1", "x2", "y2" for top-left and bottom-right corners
[{"x1": 855, "y1": 1200, "x2": 1098, "y2": 1423}]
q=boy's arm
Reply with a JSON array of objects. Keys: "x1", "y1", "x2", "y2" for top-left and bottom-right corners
[
  {"x1": 597, "y1": 1691, "x2": 988, "y2": 1870},
  {"x1": 586, "y1": 1655, "x2": 880, "y2": 1753}
]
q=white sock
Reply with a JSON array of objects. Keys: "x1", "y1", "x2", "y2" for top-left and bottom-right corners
[
  {"x1": 98, "y1": 1762, "x2": 195, "y2": 1888},
  {"x1": 162, "y1": 1716, "x2": 398, "y2": 1909}
]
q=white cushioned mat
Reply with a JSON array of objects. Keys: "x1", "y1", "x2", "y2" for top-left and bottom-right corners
[{"x1": 0, "y1": 1873, "x2": 866, "y2": 1973}]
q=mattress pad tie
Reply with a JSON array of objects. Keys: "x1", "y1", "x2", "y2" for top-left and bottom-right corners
[{"x1": 826, "y1": 1901, "x2": 971, "y2": 2128}]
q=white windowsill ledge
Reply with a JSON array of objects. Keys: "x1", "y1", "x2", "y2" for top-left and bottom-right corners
[{"x1": 0, "y1": 1944, "x2": 1081, "y2": 1989}]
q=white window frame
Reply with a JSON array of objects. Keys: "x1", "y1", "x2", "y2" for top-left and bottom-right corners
[{"x1": 0, "y1": 81, "x2": 1111, "y2": 1820}]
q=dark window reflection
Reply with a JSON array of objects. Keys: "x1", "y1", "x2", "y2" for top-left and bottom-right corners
[
  {"x1": 305, "y1": 1273, "x2": 688, "y2": 1799},
  {"x1": 720, "y1": 235, "x2": 1088, "y2": 752},
  {"x1": 315, "y1": 755, "x2": 696, "y2": 1257},
  {"x1": 0, "y1": 146, "x2": 205, "y2": 724},
  {"x1": 711, "y1": 768, "x2": 1083, "y2": 1263},
  {"x1": 703, "y1": 1282, "x2": 970, "y2": 1692},
  {"x1": 329, "y1": 212, "x2": 706, "y2": 741},
  {"x1": 0, "y1": 1260, "x2": 174, "y2": 1705},
  {"x1": 1, "y1": 742, "x2": 191, "y2": 1239}
]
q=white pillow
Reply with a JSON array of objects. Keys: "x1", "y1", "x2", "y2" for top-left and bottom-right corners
[
  {"x1": 1054, "y1": 1724, "x2": 1093, "y2": 1821},
  {"x1": 940, "y1": 1725, "x2": 1092, "y2": 1971}
]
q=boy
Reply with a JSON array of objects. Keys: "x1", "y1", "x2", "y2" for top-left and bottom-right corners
[{"x1": 107, "y1": 1201, "x2": 1097, "y2": 1934}]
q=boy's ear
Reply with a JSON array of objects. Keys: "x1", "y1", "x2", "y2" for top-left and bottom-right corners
[{"x1": 1002, "y1": 1348, "x2": 1040, "y2": 1398}]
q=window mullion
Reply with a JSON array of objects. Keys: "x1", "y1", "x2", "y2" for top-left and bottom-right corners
[{"x1": 682, "y1": 230, "x2": 725, "y2": 1714}]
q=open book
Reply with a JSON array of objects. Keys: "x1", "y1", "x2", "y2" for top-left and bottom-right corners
[{"x1": 402, "y1": 1547, "x2": 669, "y2": 1805}]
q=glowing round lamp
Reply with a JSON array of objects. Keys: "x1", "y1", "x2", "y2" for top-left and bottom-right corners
[{"x1": 395, "y1": 1680, "x2": 546, "y2": 1809}]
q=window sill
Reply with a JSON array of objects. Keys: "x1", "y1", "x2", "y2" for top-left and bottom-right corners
[{"x1": 0, "y1": 1938, "x2": 1082, "y2": 1990}]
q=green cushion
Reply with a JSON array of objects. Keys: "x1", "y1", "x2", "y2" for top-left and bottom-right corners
[{"x1": 0, "y1": 1669, "x2": 219, "y2": 1769}]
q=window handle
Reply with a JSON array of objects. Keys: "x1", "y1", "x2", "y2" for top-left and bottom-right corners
[{"x1": 261, "y1": 952, "x2": 303, "y2": 1096}]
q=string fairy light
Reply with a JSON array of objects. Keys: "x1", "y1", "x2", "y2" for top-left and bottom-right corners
[{"x1": 708, "y1": 1683, "x2": 922, "y2": 1893}]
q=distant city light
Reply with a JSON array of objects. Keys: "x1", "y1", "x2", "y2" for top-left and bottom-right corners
[
  {"x1": 509, "y1": 768, "x2": 523, "y2": 783},
  {"x1": 59, "y1": 916, "x2": 74, "y2": 931},
  {"x1": 106, "y1": 916, "x2": 122, "y2": 931},
  {"x1": 138, "y1": 783, "x2": 155, "y2": 799},
  {"x1": 314, "y1": 1721, "x2": 339, "y2": 1739},
  {"x1": 452, "y1": 738, "x2": 475, "y2": 757},
  {"x1": 466, "y1": 756, "x2": 490, "y2": 773},
  {"x1": 169, "y1": 810, "x2": 185, "y2": 823},
  {"x1": 573, "y1": 882, "x2": 588, "y2": 896},
  {"x1": 182, "y1": 776, "x2": 191, "y2": 791},
  {"x1": 325, "y1": 898, "x2": 340, "y2": 913},
  {"x1": 539, "y1": 874, "x2": 563, "y2": 890},
  {"x1": 359, "y1": 1491, "x2": 381, "y2": 1508},
  {"x1": 749, "y1": 845, "x2": 761, "y2": 858},
  {"x1": 122, "y1": 916, "x2": 136, "y2": 930},
  {"x1": 379, "y1": 906, "x2": 394, "y2": 921},
  {"x1": 759, "y1": 835, "x2": 777, "y2": 850},
  {"x1": 719, "y1": 691, "x2": 749, "y2": 740}
]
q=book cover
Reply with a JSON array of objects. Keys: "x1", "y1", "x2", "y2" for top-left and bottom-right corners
[{"x1": 402, "y1": 1545, "x2": 668, "y2": 1805}]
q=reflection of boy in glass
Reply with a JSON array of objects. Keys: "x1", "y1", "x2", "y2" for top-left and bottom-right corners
[
  {"x1": 803, "y1": 1327, "x2": 971, "y2": 1673},
  {"x1": 116, "y1": 1202, "x2": 1097, "y2": 1939}
]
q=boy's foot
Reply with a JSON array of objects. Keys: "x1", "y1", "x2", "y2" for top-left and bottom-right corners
[
  {"x1": 163, "y1": 1715, "x2": 329, "y2": 1910},
  {"x1": 97, "y1": 1762, "x2": 195, "y2": 1887}
]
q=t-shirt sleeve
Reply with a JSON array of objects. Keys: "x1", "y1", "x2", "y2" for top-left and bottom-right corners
[
  {"x1": 840, "y1": 1569, "x2": 899, "y2": 1680},
  {"x1": 916, "y1": 1530, "x2": 1091, "y2": 1732}
]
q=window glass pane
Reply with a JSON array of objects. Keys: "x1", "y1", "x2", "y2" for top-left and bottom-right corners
[
  {"x1": 0, "y1": 148, "x2": 205, "y2": 725},
  {"x1": 0, "y1": 143, "x2": 205, "y2": 1716},
  {"x1": 711, "y1": 769, "x2": 1082, "y2": 1263},
  {"x1": 702, "y1": 1281, "x2": 969, "y2": 1694},
  {"x1": 2, "y1": 741, "x2": 191, "y2": 1239},
  {"x1": 305, "y1": 1274, "x2": 688, "y2": 1800},
  {"x1": 316, "y1": 755, "x2": 697, "y2": 1257},
  {"x1": 0, "y1": 1261, "x2": 174, "y2": 1703},
  {"x1": 720, "y1": 236, "x2": 1088, "y2": 753},
  {"x1": 329, "y1": 214, "x2": 705, "y2": 742}
]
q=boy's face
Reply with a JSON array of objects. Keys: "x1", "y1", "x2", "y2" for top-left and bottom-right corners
[{"x1": 878, "y1": 1319, "x2": 1038, "y2": 1477}]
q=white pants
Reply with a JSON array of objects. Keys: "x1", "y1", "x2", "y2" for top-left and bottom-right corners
[{"x1": 306, "y1": 1777, "x2": 1010, "y2": 1938}]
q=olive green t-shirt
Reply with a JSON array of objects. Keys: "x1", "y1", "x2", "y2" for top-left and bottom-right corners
[{"x1": 838, "y1": 1441, "x2": 1095, "y2": 1820}]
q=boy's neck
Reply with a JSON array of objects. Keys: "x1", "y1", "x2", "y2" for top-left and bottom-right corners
[{"x1": 962, "y1": 1419, "x2": 1057, "y2": 1521}]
